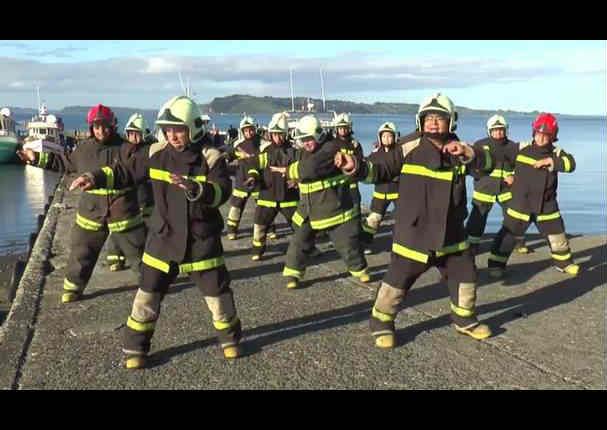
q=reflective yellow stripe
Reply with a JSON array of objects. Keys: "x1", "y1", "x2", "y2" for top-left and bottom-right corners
[
  {"x1": 178, "y1": 256, "x2": 225, "y2": 274},
  {"x1": 392, "y1": 243, "x2": 429, "y2": 264},
  {"x1": 401, "y1": 164, "x2": 453, "y2": 181},
  {"x1": 537, "y1": 211, "x2": 561, "y2": 222},
  {"x1": 235, "y1": 151, "x2": 250, "y2": 159},
  {"x1": 101, "y1": 166, "x2": 114, "y2": 189},
  {"x1": 292, "y1": 211, "x2": 304, "y2": 227},
  {"x1": 226, "y1": 219, "x2": 238, "y2": 227},
  {"x1": 108, "y1": 213, "x2": 144, "y2": 232},
  {"x1": 213, "y1": 315, "x2": 239, "y2": 330},
  {"x1": 299, "y1": 174, "x2": 350, "y2": 194},
  {"x1": 127, "y1": 316, "x2": 156, "y2": 332},
  {"x1": 150, "y1": 168, "x2": 207, "y2": 184},
  {"x1": 490, "y1": 169, "x2": 514, "y2": 178},
  {"x1": 516, "y1": 154, "x2": 537, "y2": 166},
  {"x1": 210, "y1": 182, "x2": 222, "y2": 207},
  {"x1": 251, "y1": 191, "x2": 259, "y2": 199},
  {"x1": 283, "y1": 266, "x2": 303, "y2": 279},
  {"x1": 232, "y1": 188, "x2": 248, "y2": 198},
  {"x1": 310, "y1": 207, "x2": 359, "y2": 230},
  {"x1": 497, "y1": 192, "x2": 512, "y2": 202},
  {"x1": 63, "y1": 278, "x2": 80, "y2": 292},
  {"x1": 86, "y1": 187, "x2": 133, "y2": 196},
  {"x1": 372, "y1": 307, "x2": 395, "y2": 323},
  {"x1": 562, "y1": 156, "x2": 571, "y2": 172},
  {"x1": 552, "y1": 252, "x2": 572, "y2": 261},
  {"x1": 373, "y1": 191, "x2": 387, "y2": 199},
  {"x1": 252, "y1": 239, "x2": 264, "y2": 247},
  {"x1": 507, "y1": 208, "x2": 530, "y2": 222},
  {"x1": 349, "y1": 267, "x2": 367, "y2": 277},
  {"x1": 38, "y1": 152, "x2": 49, "y2": 168},
  {"x1": 76, "y1": 213, "x2": 103, "y2": 231},
  {"x1": 142, "y1": 252, "x2": 171, "y2": 273},
  {"x1": 259, "y1": 152, "x2": 268, "y2": 169},
  {"x1": 364, "y1": 161, "x2": 376, "y2": 184},
  {"x1": 489, "y1": 253, "x2": 508, "y2": 263},
  {"x1": 436, "y1": 241, "x2": 469, "y2": 257},
  {"x1": 349, "y1": 183, "x2": 358, "y2": 189},
  {"x1": 473, "y1": 190, "x2": 496, "y2": 203},
  {"x1": 386, "y1": 193, "x2": 399, "y2": 200},
  {"x1": 257, "y1": 199, "x2": 278, "y2": 208},
  {"x1": 450, "y1": 303, "x2": 475, "y2": 317},
  {"x1": 288, "y1": 161, "x2": 299, "y2": 180},
  {"x1": 280, "y1": 201, "x2": 298, "y2": 208},
  {"x1": 247, "y1": 169, "x2": 259, "y2": 176},
  {"x1": 482, "y1": 146, "x2": 492, "y2": 171},
  {"x1": 340, "y1": 148, "x2": 354, "y2": 155}
]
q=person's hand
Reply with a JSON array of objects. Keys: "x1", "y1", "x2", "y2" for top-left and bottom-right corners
[
  {"x1": 16, "y1": 148, "x2": 36, "y2": 164},
  {"x1": 270, "y1": 166, "x2": 287, "y2": 177},
  {"x1": 503, "y1": 175, "x2": 514, "y2": 186},
  {"x1": 243, "y1": 176, "x2": 256, "y2": 190},
  {"x1": 69, "y1": 175, "x2": 94, "y2": 192},
  {"x1": 286, "y1": 179, "x2": 297, "y2": 189},
  {"x1": 442, "y1": 141, "x2": 466, "y2": 156},
  {"x1": 533, "y1": 157, "x2": 554, "y2": 170},
  {"x1": 335, "y1": 152, "x2": 356, "y2": 173},
  {"x1": 169, "y1": 173, "x2": 197, "y2": 192}
]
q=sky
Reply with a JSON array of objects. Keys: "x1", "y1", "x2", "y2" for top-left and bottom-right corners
[{"x1": 0, "y1": 40, "x2": 605, "y2": 116}]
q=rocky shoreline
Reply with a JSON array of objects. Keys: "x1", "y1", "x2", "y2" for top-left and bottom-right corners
[{"x1": 0, "y1": 253, "x2": 27, "y2": 325}]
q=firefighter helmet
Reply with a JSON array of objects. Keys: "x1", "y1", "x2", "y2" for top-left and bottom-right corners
[
  {"x1": 268, "y1": 113, "x2": 288, "y2": 136},
  {"x1": 239, "y1": 116, "x2": 257, "y2": 133},
  {"x1": 334, "y1": 113, "x2": 353, "y2": 130},
  {"x1": 377, "y1": 122, "x2": 398, "y2": 144},
  {"x1": 124, "y1": 113, "x2": 149, "y2": 139},
  {"x1": 156, "y1": 96, "x2": 205, "y2": 143},
  {"x1": 416, "y1": 93, "x2": 458, "y2": 132},
  {"x1": 486, "y1": 114, "x2": 508, "y2": 136},
  {"x1": 295, "y1": 115, "x2": 323, "y2": 142},
  {"x1": 532, "y1": 112, "x2": 559, "y2": 142},
  {"x1": 87, "y1": 104, "x2": 115, "y2": 128}
]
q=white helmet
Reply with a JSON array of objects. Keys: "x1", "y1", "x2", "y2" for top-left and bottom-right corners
[
  {"x1": 333, "y1": 113, "x2": 353, "y2": 130},
  {"x1": 295, "y1": 115, "x2": 324, "y2": 142},
  {"x1": 268, "y1": 113, "x2": 288, "y2": 136},
  {"x1": 377, "y1": 122, "x2": 399, "y2": 144},
  {"x1": 156, "y1": 96, "x2": 205, "y2": 143},
  {"x1": 239, "y1": 116, "x2": 257, "y2": 134},
  {"x1": 487, "y1": 114, "x2": 508, "y2": 136},
  {"x1": 415, "y1": 92, "x2": 458, "y2": 133},
  {"x1": 124, "y1": 113, "x2": 150, "y2": 139}
]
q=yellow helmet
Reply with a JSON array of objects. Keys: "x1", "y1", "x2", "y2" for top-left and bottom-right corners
[
  {"x1": 377, "y1": 122, "x2": 399, "y2": 143},
  {"x1": 239, "y1": 116, "x2": 257, "y2": 134},
  {"x1": 487, "y1": 114, "x2": 508, "y2": 136},
  {"x1": 416, "y1": 93, "x2": 458, "y2": 132},
  {"x1": 268, "y1": 113, "x2": 288, "y2": 136},
  {"x1": 124, "y1": 113, "x2": 149, "y2": 139},
  {"x1": 295, "y1": 115, "x2": 323, "y2": 142},
  {"x1": 156, "y1": 96, "x2": 205, "y2": 143},
  {"x1": 334, "y1": 113, "x2": 353, "y2": 130}
]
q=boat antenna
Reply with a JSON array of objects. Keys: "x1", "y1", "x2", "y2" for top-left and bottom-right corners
[
  {"x1": 289, "y1": 68, "x2": 295, "y2": 112},
  {"x1": 320, "y1": 68, "x2": 326, "y2": 112},
  {"x1": 178, "y1": 71, "x2": 187, "y2": 97}
]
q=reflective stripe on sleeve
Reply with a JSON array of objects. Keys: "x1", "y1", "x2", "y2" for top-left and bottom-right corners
[
  {"x1": 473, "y1": 190, "x2": 497, "y2": 203},
  {"x1": 516, "y1": 154, "x2": 537, "y2": 166},
  {"x1": 435, "y1": 241, "x2": 469, "y2": 257},
  {"x1": 562, "y1": 156, "x2": 571, "y2": 172}
]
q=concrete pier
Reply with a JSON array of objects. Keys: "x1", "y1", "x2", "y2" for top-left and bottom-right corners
[{"x1": 0, "y1": 174, "x2": 604, "y2": 389}]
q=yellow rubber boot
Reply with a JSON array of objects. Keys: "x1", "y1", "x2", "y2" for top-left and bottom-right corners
[
  {"x1": 454, "y1": 323, "x2": 492, "y2": 340},
  {"x1": 125, "y1": 356, "x2": 147, "y2": 370},
  {"x1": 515, "y1": 246, "x2": 529, "y2": 254},
  {"x1": 358, "y1": 273, "x2": 371, "y2": 283},
  {"x1": 61, "y1": 292, "x2": 80, "y2": 304},
  {"x1": 223, "y1": 345, "x2": 242, "y2": 359},
  {"x1": 558, "y1": 264, "x2": 580, "y2": 276},
  {"x1": 375, "y1": 334, "x2": 396, "y2": 349},
  {"x1": 286, "y1": 278, "x2": 299, "y2": 289},
  {"x1": 227, "y1": 233, "x2": 237, "y2": 240},
  {"x1": 268, "y1": 232, "x2": 278, "y2": 240}
]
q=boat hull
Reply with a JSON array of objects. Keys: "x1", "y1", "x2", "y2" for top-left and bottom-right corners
[
  {"x1": 0, "y1": 137, "x2": 18, "y2": 163},
  {"x1": 22, "y1": 139, "x2": 65, "y2": 155}
]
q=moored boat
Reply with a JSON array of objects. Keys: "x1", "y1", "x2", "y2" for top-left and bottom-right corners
[
  {"x1": 0, "y1": 107, "x2": 19, "y2": 164},
  {"x1": 21, "y1": 103, "x2": 67, "y2": 155}
]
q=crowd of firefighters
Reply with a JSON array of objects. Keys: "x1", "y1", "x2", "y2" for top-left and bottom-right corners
[{"x1": 15, "y1": 92, "x2": 578, "y2": 369}]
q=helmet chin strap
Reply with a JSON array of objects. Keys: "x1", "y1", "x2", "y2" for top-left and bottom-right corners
[{"x1": 424, "y1": 132, "x2": 450, "y2": 142}]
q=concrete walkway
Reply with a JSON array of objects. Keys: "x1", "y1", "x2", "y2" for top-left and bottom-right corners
[{"x1": 0, "y1": 174, "x2": 604, "y2": 389}]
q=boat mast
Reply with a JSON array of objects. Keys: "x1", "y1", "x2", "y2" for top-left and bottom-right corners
[
  {"x1": 320, "y1": 68, "x2": 326, "y2": 112},
  {"x1": 289, "y1": 68, "x2": 295, "y2": 112}
]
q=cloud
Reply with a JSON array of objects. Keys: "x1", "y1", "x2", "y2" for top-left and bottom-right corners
[{"x1": 24, "y1": 46, "x2": 88, "y2": 58}]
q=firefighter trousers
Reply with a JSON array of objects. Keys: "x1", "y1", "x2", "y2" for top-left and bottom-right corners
[
  {"x1": 465, "y1": 200, "x2": 526, "y2": 252},
  {"x1": 370, "y1": 249, "x2": 479, "y2": 337},
  {"x1": 488, "y1": 211, "x2": 574, "y2": 270},
  {"x1": 283, "y1": 217, "x2": 367, "y2": 281},
  {"x1": 63, "y1": 223, "x2": 146, "y2": 297},
  {"x1": 252, "y1": 205, "x2": 296, "y2": 257},
  {"x1": 361, "y1": 198, "x2": 398, "y2": 245},
  {"x1": 227, "y1": 188, "x2": 259, "y2": 233},
  {"x1": 106, "y1": 217, "x2": 150, "y2": 267},
  {"x1": 123, "y1": 252, "x2": 241, "y2": 356}
]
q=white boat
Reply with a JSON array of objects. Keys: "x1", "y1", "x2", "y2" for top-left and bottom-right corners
[
  {"x1": 22, "y1": 102, "x2": 66, "y2": 155},
  {"x1": 0, "y1": 107, "x2": 19, "y2": 164}
]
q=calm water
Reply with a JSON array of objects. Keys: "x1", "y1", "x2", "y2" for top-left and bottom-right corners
[{"x1": 1, "y1": 113, "x2": 604, "y2": 255}]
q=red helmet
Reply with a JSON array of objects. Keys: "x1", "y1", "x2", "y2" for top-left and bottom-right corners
[
  {"x1": 87, "y1": 104, "x2": 115, "y2": 127},
  {"x1": 532, "y1": 112, "x2": 558, "y2": 141}
]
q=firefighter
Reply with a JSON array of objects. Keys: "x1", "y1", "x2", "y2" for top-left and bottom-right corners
[
  {"x1": 464, "y1": 114, "x2": 530, "y2": 259},
  {"x1": 336, "y1": 93, "x2": 493, "y2": 348},
  {"x1": 360, "y1": 122, "x2": 400, "y2": 255},
  {"x1": 70, "y1": 96, "x2": 243, "y2": 369},
  {"x1": 266, "y1": 115, "x2": 370, "y2": 289},
  {"x1": 224, "y1": 116, "x2": 261, "y2": 240},
  {"x1": 106, "y1": 113, "x2": 155, "y2": 271},
  {"x1": 333, "y1": 113, "x2": 364, "y2": 209},
  {"x1": 16, "y1": 104, "x2": 146, "y2": 304},
  {"x1": 487, "y1": 112, "x2": 579, "y2": 277}
]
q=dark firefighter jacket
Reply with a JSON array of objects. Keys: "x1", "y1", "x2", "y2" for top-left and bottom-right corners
[
  {"x1": 89, "y1": 136, "x2": 231, "y2": 266},
  {"x1": 242, "y1": 139, "x2": 300, "y2": 208},
  {"x1": 507, "y1": 140, "x2": 576, "y2": 218},
  {"x1": 468, "y1": 137, "x2": 518, "y2": 204},
  {"x1": 259, "y1": 139, "x2": 360, "y2": 230},
  {"x1": 368, "y1": 142, "x2": 399, "y2": 199},
  {"x1": 124, "y1": 140, "x2": 155, "y2": 216},
  {"x1": 357, "y1": 135, "x2": 488, "y2": 261},
  {"x1": 32, "y1": 133, "x2": 143, "y2": 233},
  {"x1": 226, "y1": 134, "x2": 261, "y2": 195},
  {"x1": 335, "y1": 134, "x2": 364, "y2": 195}
]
